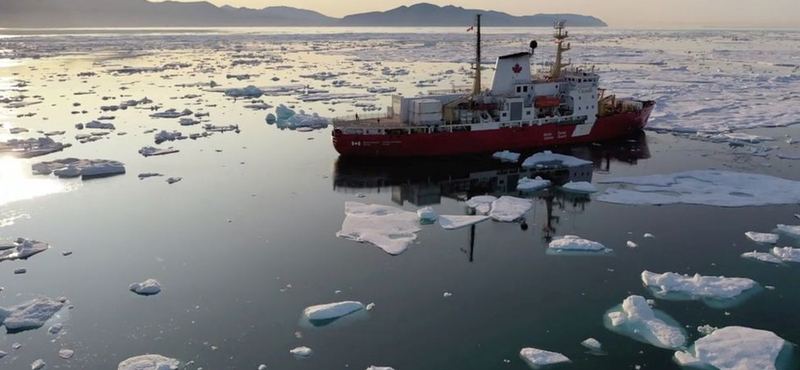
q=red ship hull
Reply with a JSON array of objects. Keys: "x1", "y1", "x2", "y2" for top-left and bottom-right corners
[{"x1": 333, "y1": 103, "x2": 653, "y2": 157}]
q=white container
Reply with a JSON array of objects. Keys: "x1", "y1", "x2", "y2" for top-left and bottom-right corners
[{"x1": 411, "y1": 99, "x2": 442, "y2": 115}]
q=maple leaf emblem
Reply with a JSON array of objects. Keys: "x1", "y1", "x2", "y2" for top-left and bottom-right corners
[{"x1": 512, "y1": 64, "x2": 522, "y2": 73}]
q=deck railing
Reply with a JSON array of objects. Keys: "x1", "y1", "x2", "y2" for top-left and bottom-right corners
[{"x1": 332, "y1": 112, "x2": 391, "y2": 125}]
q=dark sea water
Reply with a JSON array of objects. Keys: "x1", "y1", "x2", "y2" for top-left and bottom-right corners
[{"x1": 2, "y1": 124, "x2": 799, "y2": 370}]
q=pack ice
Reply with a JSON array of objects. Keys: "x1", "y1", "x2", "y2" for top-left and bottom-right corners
[
  {"x1": 519, "y1": 347, "x2": 570, "y2": 368},
  {"x1": 673, "y1": 326, "x2": 787, "y2": 370},
  {"x1": 641, "y1": 271, "x2": 759, "y2": 305},
  {"x1": 598, "y1": 170, "x2": 800, "y2": 207},
  {"x1": 605, "y1": 295, "x2": 686, "y2": 349},
  {"x1": 0, "y1": 297, "x2": 64, "y2": 333},
  {"x1": 336, "y1": 202, "x2": 421, "y2": 255},
  {"x1": 0, "y1": 238, "x2": 49, "y2": 262},
  {"x1": 118, "y1": 355, "x2": 180, "y2": 370}
]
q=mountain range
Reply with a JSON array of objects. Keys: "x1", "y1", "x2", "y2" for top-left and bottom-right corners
[{"x1": 0, "y1": 1, "x2": 607, "y2": 28}]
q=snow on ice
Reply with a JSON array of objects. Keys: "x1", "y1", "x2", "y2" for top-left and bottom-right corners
[
  {"x1": 336, "y1": 202, "x2": 421, "y2": 255},
  {"x1": 641, "y1": 271, "x2": 759, "y2": 304}
]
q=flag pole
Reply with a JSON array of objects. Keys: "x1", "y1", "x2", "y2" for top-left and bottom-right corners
[{"x1": 472, "y1": 14, "x2": 481, "y2": 97}]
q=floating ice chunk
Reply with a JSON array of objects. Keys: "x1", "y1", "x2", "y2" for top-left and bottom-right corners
[
  {"x1": 598, "y1": 170, "x2": 800, "y2": 207},
  {"x1": 562, "y1": 181, "x2": 597, "y2": 194},
  {"x1": 698, "y1": 325, "x2": 718, "y2": 335},
  {"x1": 303, "y1": 301, "x2": 364, "y2": 322},
  {"x1": 117, "y1": 355, "x2": 180, "y2": 370},
  {"x1": 265, "y1": 113, "x2": 277, "y2": 124},
  {"x1": 154, "y1": 130, "x2": 184, "y2": 144},
  {"x1": 366, "y1": 366, "x2": 395, "y2": 370},
  {"x1": 417, "y1": 207, "x2": 438, "y2": 223},
  {"x1": 84, "y1": 120, "x2": 115, "y2": 130},
  {"x1": 0, "y1": 350, "x2": 6, "y2": 358},
  {"x1": 138, "y1": 173, "x2": 163, "y2": 180},
  {"x1": 522, "y1": 150, "x2": 592, "y2": 169},
  {"x1": 58, "y1": 349, "x2": 74, "y2": 359},
  {"x1": 673, "y1": 350, "x2": 703, "y2": 367},
  {"x1": 150, "y1": 109, "x2": 193, "y2": 119},
  {"x1": 489, "y1": 196, "x2": 532, "y2": 222},
  {"x1": 336, "y1": 202, "x2": 421, "y2": 255},
  {"x1": 466, "y1": 195, "x2": 496, "y2": 215},
  {"x1": 166, "y1": 177, "x2": 182, "y2": 185},
  {"x1": 492, "y1": 150, "x2": 520, "y2": 163},
  {"x1": 745, "y1": 232, "x2": 779, "y2": 244},
  {"x1": 290, "y1": 346, "x2": 313, "y2": 359},
  {"x1": 641, "y1": 271, "x2": 759, "y2": 304},
  {"x1": 129, "y1": 279, "x2": 162, "y2": 296},
  {"x1": 33, "y1": 158, "x2": 125, "y2": 179},
  {"x1": 548, "y1": 235, "x2": 610, "y2": 253},
  {"x1": 48, "y1": 323, "x2": 63, "y2": 334},
  {"x1": 776, "y1": 153, "x2": 800, "y2": 160},
  {"x1": 741, "y1": 251, "x2": 782, "y2": 264},
  {"x1": 258, "y1": 365, "x2": 266, "y2": 370},
  {"x1": 627, "y1": 241, "x2": 638, "y2": 248},
  {"x1": 677, "y1": 326, "x2": 786, "y2": 370},
  {"x1": 517, "y1": 177, "x2": 551, "y2": 191},
  {"x1": 604, "y1": 295, "x2": 686, "y2": 349},
  {"x1": 224, "y1": 85, "x2": 263, "y2": 98},
  {"x1": 439, "y1": 215, "x2": 490, "y2": 230},
  {"x1": 139, "y1": 146, "x2": 179, "y2": 157},
  {"x1": 0, "y1": 297, "x2": 64, "y2": 332},
  {"x1": 519, "y1": 347, "x2": 570, "y2": 368},
  {"x1": 276, "y1": 104, "x2": 295, "y2": 120},
  {"x1": 0, "y1": 238, "x2": 49, "y2": 262},
  {"x1": 581, "y1": 338, "x2": 602, "y2": 351},
  {"x1": 31, "y1": 359, "x2": 46, "y2": 370},
  {"x1": 644, "y1": 233, "x2": 655, "y2": 238},
  {"x1": 771, "y1": 246, "x2": 800, "y2": 263},
  {"x1": 0, "y1": 137, "x2": 67, "y2": 158},
  {"x1": 179, "y1": 118, "x2": 200, "y2": 126},
  {"x1": 776, "y1": 224, "x2": 800, "y2": 237}
]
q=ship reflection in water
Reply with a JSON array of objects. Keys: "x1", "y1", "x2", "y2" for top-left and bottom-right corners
[{"x1": 333, "y1": 133, "x2": 650, "y2": 259}]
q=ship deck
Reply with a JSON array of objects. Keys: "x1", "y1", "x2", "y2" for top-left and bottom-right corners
[{"x1": 332, "y1": 115, "x2": 406, "y2": 128}]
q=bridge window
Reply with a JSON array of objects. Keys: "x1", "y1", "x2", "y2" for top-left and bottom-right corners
[
  {"x1": 516, "y1": 86, "x2": 521, "y2": 93},
  {"x1": 523, "y1": 86, "x2": 528, "y2": 92}
]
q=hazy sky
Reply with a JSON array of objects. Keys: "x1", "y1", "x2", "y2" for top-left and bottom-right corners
[{"x1": 159, "y1": 0, "x2": 800, "y2": 27}]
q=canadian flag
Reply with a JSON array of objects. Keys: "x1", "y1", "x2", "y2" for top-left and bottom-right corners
[{"x1": 466, "y1": 26, "x2": 474, "y2": 32}]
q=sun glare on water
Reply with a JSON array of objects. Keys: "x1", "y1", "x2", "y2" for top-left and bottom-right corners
[{"x1": 0, "y1": 156, "x2": 78, "y2": 205}]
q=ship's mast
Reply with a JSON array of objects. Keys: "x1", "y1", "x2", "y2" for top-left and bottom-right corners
[
  {"x1": 550, "y1": 20, "x2": 571, "y2": 79},
  {"x1": 472, "y1": 14, "x2": 481, "y2": 97}
]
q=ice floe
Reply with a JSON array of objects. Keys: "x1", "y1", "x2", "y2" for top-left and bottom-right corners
[
  {"x1": 118, "y1": 355, "x2": 180, "y2": 370},
  {"x1": 0, "y1": 297, "x2": 64, "y2": 333},
  {"x1": 488, "y1": 196, "x2": 532, "y2": 222},
  {"x1": 522, "y1": 151, "x2": 592, "y2": 169},
  {"x1": 0, "y1": 238, "x2": 49, "y2": 262},
  {"x1": 519, "y1": 347, "x2": 570, "y2": 368},
  {"x1": 673, "y1": 326, "x2": 787, "y2": 370},
  {"x1": 517, "y1": 177, "x2": 551, "y2": 192},
  {"x1": 770, "y1": 247, "x2": 800, "y2": 263},
  {"x1": 150, "y1": 108, "x2": 193, "y2": 119},
  {"x1": 33, "y1": 158, "x2": 125, "y2": 179},
  {"x1": 290, "y1": 346, "x2": 313, "y2": 359},
  {"x1": 561, "y1": 181, "x2": 597, "y2": 194},
  {"x1": 466, "y1": 195, "x2": 496, "y2": 215},
  {"x1": 139, "y1": 146, "x2": 179, "y2": 157},
  {"x1": 741, "y1": 251, "x2": 783, "y2": 265},
  {"x1": 776, "y1": 224, "x2": 800, "y2": 237},
  {"x1": 745, "y1": 232, "x2": 779, "y2": 244},
  {"x1": 366, "y1": 366, "x2": 395, "y2": 370},
  {"x1": 58, "y1": 349, "x2": 74, "y2": 359},
  {"x1": 604, "y1": 295, "x2": 686, "y2": 349},
  {"x1": 31, "y1": 359, "x2": 46, "y2": 370},
  {"x1": 439, "y1": 215, "x2": 490, "y2": 230},
  {"x1": 336, "y1": 202, "x2": 421, "y2": 255},
  {"x1": 598, "y1": 170, "x2": 800, "y2": 207},
  {"x1": 417, "y1": 207, "x2": 438, "y2": 223},
  {"x1": 302, "y1": 301, "x2": 364, "y2": 323},
  {"x1": 581, "y1": 338, "x2": 602, "y2": 351},
  {"x1": 641, "y1": 271, "x2": 759, "y2": 306},
  {"x1": 548, "y1": 235, "x2": 611, "y2": 254},
  {"x1": 129, "y1": 279, "x2": 162, "y2": 296},
  {"x1": 0, "y1": 137, "x2": 67, "y2": 158},
  {"x1": 492, "y1": 150, "x2": 520, "y2": 163}
]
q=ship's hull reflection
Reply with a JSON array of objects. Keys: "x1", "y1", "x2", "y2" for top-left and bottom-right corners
[{"x1": 332, "y1": 132, "x2": 651, "y2": 259}]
